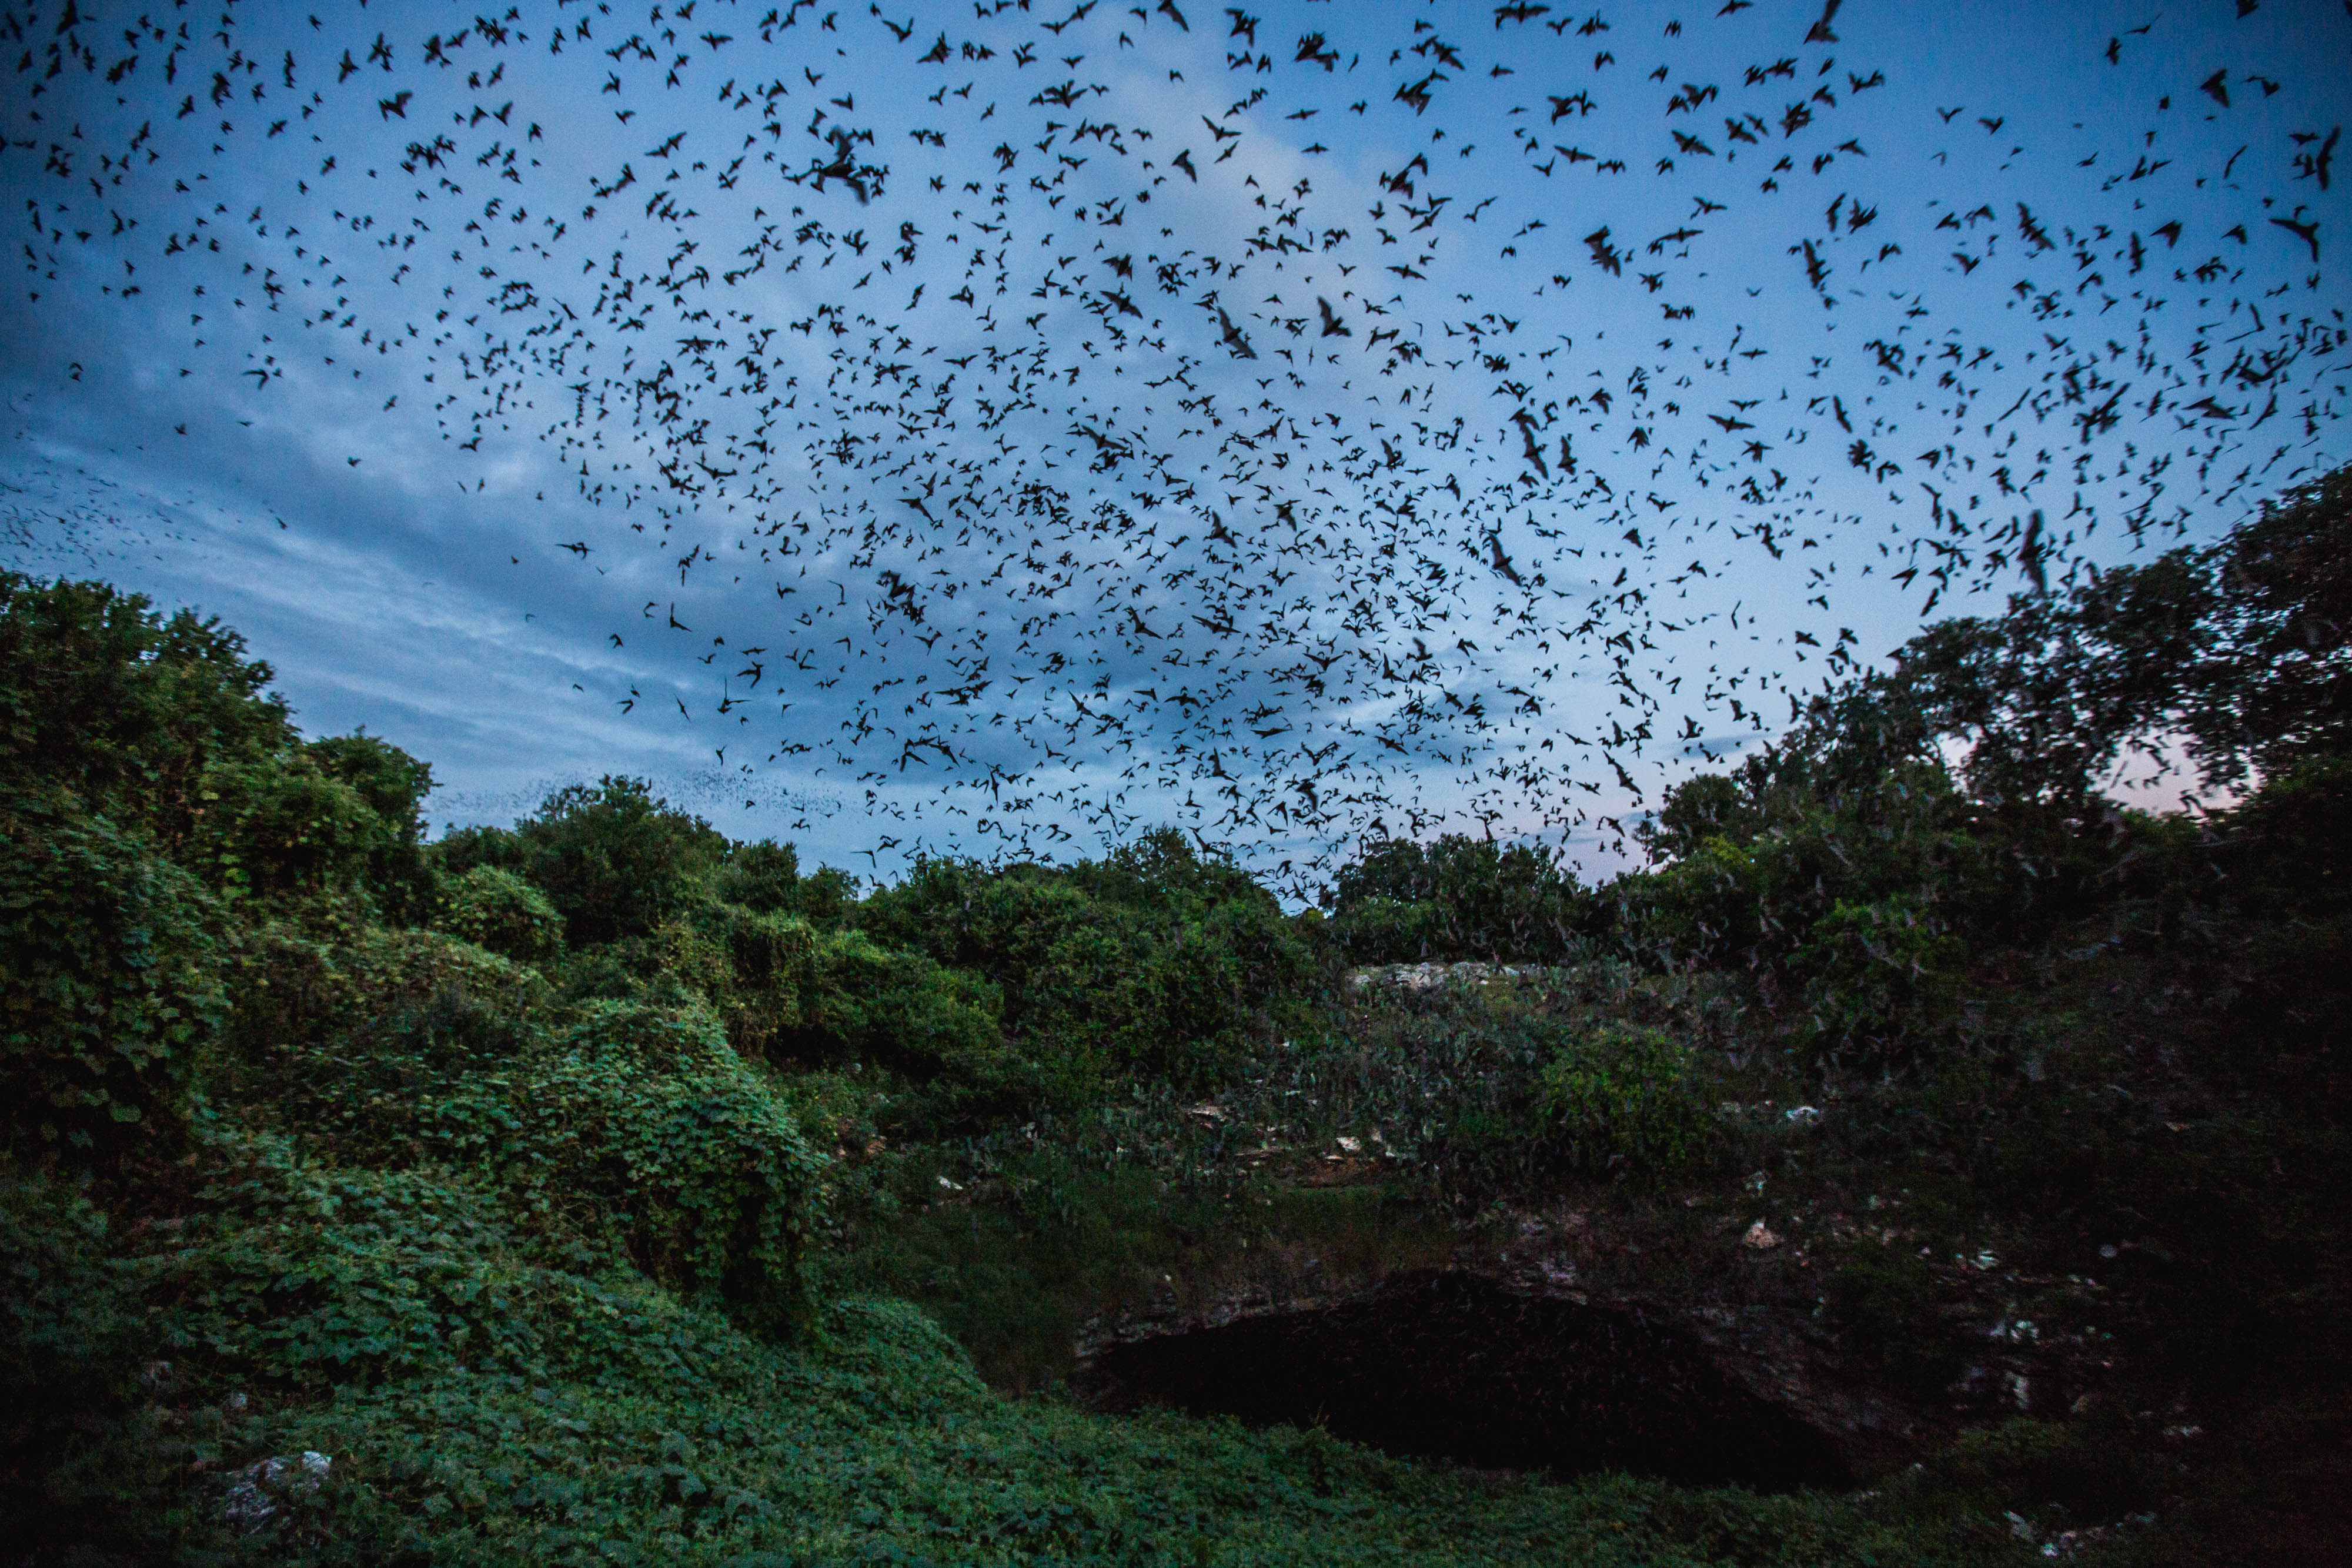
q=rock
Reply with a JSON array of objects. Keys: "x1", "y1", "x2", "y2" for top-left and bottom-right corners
[
  {"x1": 1742, "y1": 1220, "x2": 1781, "y2": 1251},
  {"x1": 223, "y1": 1450, "x2": 330, "y2": 1535},
  {"x1": 1348, "y1": 961, "x2": 1542, "y2": 992}
]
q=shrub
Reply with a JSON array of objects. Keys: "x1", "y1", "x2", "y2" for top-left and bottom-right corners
[
  {"x1": 1331, "y1": 834, "x2": 1589, "y2": 964},
  {"x1": 429, "y1": 820, "x2": 525, "y2": 879},
  {"x1": 220, "y1": 937, "x2": 826, "y2": 1335},
  {"x1": 713, "y1": 905, "x2": 818, "y2": 1058},
  {"x1": 1634, "y1": 772, "x2": 1762, "y2": 864},
  {"x1": 1609, "y1": 832, "x2": 1765, "y2": 972},
  {"x1": 1609, "y1": 758, "x2": 2009, "y2": 1068},
  {"x1": 855, "y1": 835, "x2": 1328, "y2": 1086},
  {"x1": 539, "y1": 999, "x2": 828, "y2": 1332},
  {"x1": 0, "y1": 576, "x2": 430, "y2": 922},
  {"x1": 437, "y1": 864, "x2": 564, "y2": 965},
  {"x1": 1538, "y1": 1022, "x2": 1718, "y2": 1175},
  {"x1": 0, "y1": 1175, "x2": 175, "y2": 1552},
  {"x1": 218, "y1": 927, "x2": 556, "y2": 1167},
  {"x1": 1789, "y1": 892, "x2": 1967, "y2": 1061},
  {"x1": 710, "y1": 837, "x2": 863, "y2": 927},
  {"x1": 716, "y1": 837, "x2": 802, "y2": 914},
  {"x1": 796, "y1": 930, "x2": 1016, "y2": 1098},
  {"x1": 177, "y1": 1141, "x2": 550, "y2": 1385},
  {"x1": 178, "y1": 753, "x2": 405, "y2": 909},
  {"x1": 233, "y1": 925, "x2": 555, "y2": 1052},
  {"x1": 1, "y1": 797, "x2": 226, "y2": 1162}
]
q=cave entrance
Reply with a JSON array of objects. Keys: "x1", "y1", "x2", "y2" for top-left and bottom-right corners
[{"x1": 1079, "y1": 1272, "x2": 1849, "y2": 1491}]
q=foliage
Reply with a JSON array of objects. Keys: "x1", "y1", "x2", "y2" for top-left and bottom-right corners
[
  {"x1": 469, "y1": 776, "x2": 731, "y2": 947},
  {"x1": 307, "y1": 731, "x2": 437, "y2": 922},
  {"x1": 536, "y1": 999, "x2": 828, "y2": 1333},
  {"x1": 855, "y1": 830, "x2": 1332, "y2": 1088},
  {"x1": 0, "y1": 573, "x2": 292, "y2": 846},
  {"x1": 1, "y1": 795, "x2": 226, "y2": 1162},
  {"x1": 790, "y1": 928, "x2": 1017, "y2": 1106},
  {"x1": 177, "y1": 1138, "x2": 557, "y2": 1386},
  {"x1": 1538, "y1": 1022, "x2": 1718, "y2": 1175},
  {"x1": 2196, "y1": 464, "x2": 2352, "y2": 777},
  {"x1": 220, "y1": 929, "x2": 826, "y2": 1334},
  {"x1": 0, "y1": 1173, "x2": 190, "y2": 1555},
  {"x1": 715, "y1": 837, "x2": 860, "y2": 925},
  {"x1": 0, "y1": 573, "x2": 433, "y2": 922},
  {"x1": 1330, "y1": 834, "x2": 1589, "y2": 964},
  {"x1": 175, "y1": 752, "x2": 410, "y2": 910},
  {"x1": 1605, "y1": 466, "x2": 2349, "y2": 1072},
  {"x1": 437, "y1": 863, "x2": 566, "y2": 965},
  {"x1": 543, "y1": 905, "x2": 1013, "y2": 1114}
]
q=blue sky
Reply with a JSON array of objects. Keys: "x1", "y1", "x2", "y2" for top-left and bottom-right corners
[{"x1": 5, "y1": 0, "x2": 2347, "y2": 888}]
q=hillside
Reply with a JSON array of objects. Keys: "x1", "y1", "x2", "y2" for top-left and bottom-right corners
[{"x1": 4, "y1": 467, "x2": 2346, "y2": 1564}]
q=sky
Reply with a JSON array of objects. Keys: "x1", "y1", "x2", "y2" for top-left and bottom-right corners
[{"x1": 4, "y1": 0, "x2": 2347, "y2": 891}]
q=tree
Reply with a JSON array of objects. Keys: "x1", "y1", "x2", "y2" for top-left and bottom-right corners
[
  {"x1": 1331, "y1": 834, "x2": 1588, "y2": 963},
  {"x1": 0, "y1": 574, "x2": 293, "y2": 850},
  {"x1": 309, "y1": 732, "x2": 436, "y2": 921},
  {"x1": 503, "y1": 777, "x2": 728, "y2": 947}
]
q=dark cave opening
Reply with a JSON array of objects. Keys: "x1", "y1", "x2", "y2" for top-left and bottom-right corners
[{"x1": 1079, "y1": 1272, "x2": 1851, "y2": 1492}]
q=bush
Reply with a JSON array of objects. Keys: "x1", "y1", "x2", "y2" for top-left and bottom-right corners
[
  {"x1": 717, "y1": 837, "x2": 801, "y2": 912},
  {"x1": 0, "y1": 1175, "x2": 176, "y2": 1553},
  {"x1": 796, "y1": 929, "x2": 1017, "y2": 1099},
  {"x1": 0, "y1": 577, "x2": 427, "y2": 920},
  {"x1": 711, "y1": 838, "x2": 861, "y2": 926},
  {"x1": 1789, "y1": 892, "x2": 1967, "y2": 1060},
  {"x1": 538, "y1": 999, "x2": 828, "y2": 1332},
  {"x1": 1331, "y1": 834, "x2": 1589, "y2": 964},
  {"x1": 438, "y1": 864, "x2": 564, "y2": 965},
  {"x1": 219, "y1": 936, "x2": 826, "y2": 1335},
  {"x1": 1609, "y1": 757, "x2": 2010, "y2": 1068},
  {"x1": 854, "y1": 833, "x2": 1329, "y2": 1086},
  {"x1": 178, "y1": 1141, "x2": 551, "y2": 1385},
  {"x1": 231, "y1": 924, "x2": 554, "y2": 1051},
  {"x1": 178, "y1": 753, "x2": 406, "y2": 910},
  {"x1": 1538, "y1": 1022, "x2": 1718, "y2": 1175},
  {"x1": 714, "y1": 905, "x2": 818, "y2": 1058},
  {"x1": 1, "y1": 797, "x2": 226, "y2": 1162},
  {"x1": 429, "y1": 820, "x2": 525, "y2": 879}
]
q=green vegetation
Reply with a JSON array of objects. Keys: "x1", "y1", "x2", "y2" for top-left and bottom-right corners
[
  {"x1": 2, "y1": 466, "x2": 2346, "y2": 1564},
  {"x1": 1539, "y1": 1022, "x2": 1716, "y2": 1175}
]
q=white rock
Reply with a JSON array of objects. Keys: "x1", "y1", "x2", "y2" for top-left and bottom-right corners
[{"x1": 223, "y1": 1452, "x2": 330, "y2": 1535}]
